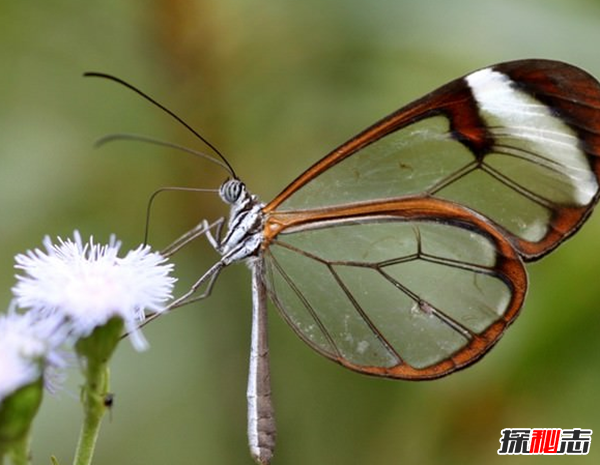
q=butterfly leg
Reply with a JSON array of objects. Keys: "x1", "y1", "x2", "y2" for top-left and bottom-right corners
[
  {"x1": 202, "y1": 218, "x2": 224, "y2": 251},
  {"x1": 167, "y1": 259, "x2": 226, "y2": 310},
  {"x1": 167, "y1": 235, "x2": 258, "y2": 310},
  {"x1": 161, "y1": 217, "x2": 225, "y2": 257},
  {"x1": 138, "y1": 258, "x2": 225, "y2": 329}
]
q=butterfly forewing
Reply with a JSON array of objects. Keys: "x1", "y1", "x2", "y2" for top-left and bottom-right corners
[
  {"x1": 265, "y1": 59, "x2": 600, "y2": 260},
  {"x1": 262, "y1": 198, "x2": 527, "y2": 379}
]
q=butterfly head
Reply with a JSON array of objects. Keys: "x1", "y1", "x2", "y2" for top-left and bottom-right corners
[{"x1": 219, "y1": 178, "x2": 247, "y2": 205}]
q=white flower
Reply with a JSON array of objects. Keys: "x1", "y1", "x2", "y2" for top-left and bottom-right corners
[
  {"x1": 12, "y1": 231, "x2": 176, "y2": 350},
  {"x1": 0, "y1": 308, "x2": 62, "y2": 401}
]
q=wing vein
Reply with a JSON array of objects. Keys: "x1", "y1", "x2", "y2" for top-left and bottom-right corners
[
  {"x1": 480, "y1": 162, "x2": 555, "y2": 209},
  {"x1": 328, "y1": 264, "x2": 404, "y2": 365},
  {"x1": 265, "y1": 248, "x2": 341, "y2": 358},
  {"x1": 378, "y1": 267, "x2": 474, "y2": 340}
]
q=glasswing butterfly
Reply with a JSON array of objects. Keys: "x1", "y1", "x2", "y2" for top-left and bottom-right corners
[{"x1": 87, "y1": 59, "x2": 600, "y2": 464}]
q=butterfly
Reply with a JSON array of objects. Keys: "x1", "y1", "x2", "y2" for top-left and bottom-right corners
[{"x1": 88, "y1": 59, "x2": 600, "y2": 465}]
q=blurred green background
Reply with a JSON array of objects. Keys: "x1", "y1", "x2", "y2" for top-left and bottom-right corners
[{"x1": 1, "y1": 0, "x2": 599, "y2": 464}]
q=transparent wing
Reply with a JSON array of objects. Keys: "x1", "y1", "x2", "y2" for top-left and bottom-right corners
[
  {"x1": 265, "y1": 60, "x2": 600, "y2": 259},
  {"x1": 262, "y1": 198, "x2": 527, "y2": 379}
]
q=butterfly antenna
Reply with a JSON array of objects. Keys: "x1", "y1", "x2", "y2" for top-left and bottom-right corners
[
  {"x1": 95, "y1": 133, "x2": 232, "y2": 173},
  {"x1": 84, "y1": 72, "x2": 237, "y2": 178},
  {"x1": 144, "y1": 186, "x2": 219, "y2": 245}
]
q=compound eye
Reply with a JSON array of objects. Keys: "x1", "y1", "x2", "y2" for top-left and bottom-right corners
[{"x1": 220, "y1": 179, "x2": 244, "y2": 204}]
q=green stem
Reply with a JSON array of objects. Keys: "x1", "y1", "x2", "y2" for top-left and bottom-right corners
[
  {"x1": 0, "y1": 380, "x2": 43, "y2": 465},
  {"x1": 7, "y1": 432, "x2": 31, "y2": 465},
  {"x1": 72, "y1": 363, "x2": 110, "y2": 465}
]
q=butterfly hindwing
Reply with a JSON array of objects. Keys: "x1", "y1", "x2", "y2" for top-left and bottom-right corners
[{"x1": 262, "y1": 198, "x2": 527, "y2": 379}]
